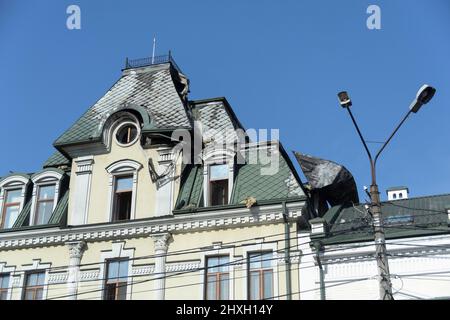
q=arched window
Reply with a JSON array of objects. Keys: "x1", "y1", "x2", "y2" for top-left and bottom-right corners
[
  {"x1": 0, "y1": 175, "x2": 29, "y2": 229},
  {"x1": 30, "y1": 170, "x2": 64, "y2": 226},
  {"x1": 105, "y1": 160, "x2": 142, "y2": 222}
]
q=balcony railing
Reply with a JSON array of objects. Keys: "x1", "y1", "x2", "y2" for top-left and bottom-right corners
[{"x1": 123, "y1": 51, "x2": 183, "y2": 74}]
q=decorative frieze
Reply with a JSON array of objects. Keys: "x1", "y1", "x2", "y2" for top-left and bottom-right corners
[
  {"x1": 0, "y1": 202, "x2": 305, "y2": 250},
  {"x1": 166, "y1": 261, "x2": 201, "y2": 273},
  {"x1": 48, "y1": 272, "x2": 69, "y2": 284}
]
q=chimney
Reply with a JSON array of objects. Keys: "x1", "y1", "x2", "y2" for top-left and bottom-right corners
[{"x1": 386, "y1": 186, "x2": 409, "y2": 201}]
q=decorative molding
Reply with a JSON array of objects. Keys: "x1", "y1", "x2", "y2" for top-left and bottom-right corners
[
  {"x1": 75, "y1": 156, "x2": 94, "y2": 174},
  {"x1": 66, "y1": 241, "x2": 87, "y2": 259},
  {"x1": 0, "y1": 201, "x2": 305, "y2": 250},
  {"x1": 132, "y1": 265, "x2": 154, "y2": 276},
  {"x1": 166, "y1": 261, "x2": 201, "y2": 273},
  {"x1": 48, "y1": 272, "x2": 69, "y2": 284},
  {"x1": 80, "y1": 269, "x2": 100, "y2": 282},
  {"x1": 152, "y1": 233, "x2": 173, "y2": 252}
]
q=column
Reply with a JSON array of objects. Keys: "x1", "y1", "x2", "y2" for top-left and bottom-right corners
[
  {"x1": 154, "y1": 148, "x2": 175, "y2": 217},
  {"x1": 70, "y1": 156, "x2": 94, "y2": 225},
  {"x1": 66, "y1": 241, "x2": 87, "y2": 300},
  {"x1": 152, "y1": 233, "x2": 172, "y2": 300}
]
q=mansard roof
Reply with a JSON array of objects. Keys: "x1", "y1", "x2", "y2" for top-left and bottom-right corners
[
  {"x1": 54, "y1": 61, "x2": 191, "y2": 148},
  {"x1": 315, "y1": 193, "x2": 450, "y2": 245},
  {"x1": 175, "y1": 97, "x2": 307, "y2": 211}
]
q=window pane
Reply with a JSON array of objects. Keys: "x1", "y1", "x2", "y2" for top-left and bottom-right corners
[
  {"x1": 37, "y1": 273, "x2": 46, "y2": 286},
  {"x1": 210, "y1": 164, "x2": 228, "y2": 181},
  {"x1": 0, "y1": 291, "x2": 7, "y2": 300},
  {"x1": 35, "y1": 201, "x2": 53, "y2": 225},
  {"x1": 35, "y1": 288, "x2": 43, "y2": 300},
  {"x1": 261, "y1": 252, "x2": 272, "y2": 269},
  {"x1": 115, "y1": 176, "x2": 133, "y2": 192},
  {"x1": 38, "y1": 185, "x2": 55, "y2": 200},
  {"x1": 207, "y1": 257, "x2": 219, "y2": 273},
  {"x1": 113, "y1": 192, "x2": 132, "y2": 221},
  {"x1": 117, "y1": 282, "x2": 127, "y2": 300},
  {"x1": 218, "y1": 256, "x2": 229, "y2": 273},
  {"x1": 0, "y1": 275, "x2": 9, "y2": 288},
  {"x1": 6, "y1": 189, "x2": 21, "y2": 203},
  {"x1": 27, "y1": 273, "x2": 38, "y2": 286},
  {"x1": 250, "y1": 271, "x2": 260, "y2": 300},
  {"x1": 105, "y1": 283, "x2": 117, "y2": 300},
  {"x1": 24, "y1": 289, "x2": 35, "y2": 300},
  {"x1": 249, "y1": 253, "x2": 261, "y2": 270},
  {"x1": 249, "y1": 252, "x2": 272, "y2": 270},
  {"x1": 107, "y1": 261, "x2": 119, "y2": 281},
  {"x1": 206, "y1": 275, "x2": 217, "y2": 300},
  {"x1": 118, "y1": 260, "x2": 129, "y2": 279},
  {"x1": 220, "y1": 274, "x2": 229, "y2": 300},
  {"x1": 210, "y1": 180, "x2": 228, "y2": 206},
  {"x1": 263, "y1": 270, "x2": 273, "y2": 299},
  {"x1": 3, "y1": 205, "x2": 20, "y2": 228}
]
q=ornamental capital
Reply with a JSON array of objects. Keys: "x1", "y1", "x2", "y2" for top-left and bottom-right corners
[
  {"x1": 152, "y1": 233, "x2": 173, "y2": 252},
  {"x1": 66, "y1": 241, "x2": 87, "y2": 259}
]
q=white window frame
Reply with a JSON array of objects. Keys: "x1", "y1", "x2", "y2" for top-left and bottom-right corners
[
  {"x1": 0, "y1": 175, "x2": 29, "y2": 229},
  {"x1": 19, "y1": 259, "x2": 51, "y2": 300},
  {"x1": 0, "y1": 263, "x2": 15, "y2": 300},
  {"x1": 29, "y1": 171, "x2": 63, "y2": 226},
  {"x1": 241, "y1": 242, "x2": 279, "y2": 300},
  {"x1": 200, "y1": 246, "x2": 235, "y2": 300},
  {"x1": 202, "y1": 149, "x2": 235, "y2": 207},
  {"x1": 99, "y1": 242, "x2": 135, "y2": 300},
  {"x1": 105, "y1": 160, "x2": 142, "y2": 222}
]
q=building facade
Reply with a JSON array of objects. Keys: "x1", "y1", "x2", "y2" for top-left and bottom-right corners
[
  {"x1": 299, "y1": 193, "x2": 450, "y2": 300},
  {"x1": 0, "y1": 55, "x2": 310, "y2": 300}
]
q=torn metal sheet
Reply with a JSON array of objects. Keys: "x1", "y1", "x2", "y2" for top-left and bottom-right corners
[{"x1": 294, "y1": 152, "x2": 359, "y2": 207}]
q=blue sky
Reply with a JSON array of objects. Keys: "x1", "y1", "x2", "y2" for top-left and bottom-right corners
[{"x1": 0, "y1": 0, "x2": 449, "y2": 201}]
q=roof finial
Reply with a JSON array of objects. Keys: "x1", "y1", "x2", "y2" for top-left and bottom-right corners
[{"x1": 152, "y1": 36, "x2": 156, "y2": 64}]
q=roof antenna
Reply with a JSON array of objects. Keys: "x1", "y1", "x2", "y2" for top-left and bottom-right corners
[{"x1": 151, "y1": 36, "x2": 156, "y2": 64}]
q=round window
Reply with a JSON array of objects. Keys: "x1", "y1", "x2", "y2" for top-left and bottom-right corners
[{"x1": 115, "y1": 122, "x2": 140, "y2": 146}]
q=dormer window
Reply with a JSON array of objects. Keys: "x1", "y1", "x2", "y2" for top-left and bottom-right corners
[
  {"x1": 29, "y1": 169, "x2": 63, "y2": 226},
  {"x1": 209, "y1": 164, "x2": 229, "y2": 206},
  {"x1": 34, "y1": 184, "x2": 56, "y2": 225},
  {"x1": 0, "y1": 174, "x2": 29, "y2": 229},
  {"x1": 114, "y1": 122, "x2": 140, "y2": 147},
  {"x1": 1, "y1": 189, "x2": 21, "y2": 229}
]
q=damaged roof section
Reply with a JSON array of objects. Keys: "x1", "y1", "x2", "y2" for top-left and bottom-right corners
[{"x1": 294, "y1": 152, "x2": 359, "y2": 215}]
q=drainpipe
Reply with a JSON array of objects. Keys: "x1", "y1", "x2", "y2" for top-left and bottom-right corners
[
  {"x1": 313, "y1": 241, "x2": 326, "y2": 300},
  {"x1": 282, "y1": 201, "x2": 292, "y2": 300}
]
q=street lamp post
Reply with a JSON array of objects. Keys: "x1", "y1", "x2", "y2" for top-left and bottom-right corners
[{"x1": 337, "y1": 85, "x2": 436, "y2": 300}]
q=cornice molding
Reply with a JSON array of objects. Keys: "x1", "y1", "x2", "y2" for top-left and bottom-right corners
[{"x1": 0, "y1": 201, "x2": 305, "y2": 250}]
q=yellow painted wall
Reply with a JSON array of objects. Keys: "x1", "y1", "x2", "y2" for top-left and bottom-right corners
[{"x1": 1, "y1": 223, "x2": 298, "y2": 300}]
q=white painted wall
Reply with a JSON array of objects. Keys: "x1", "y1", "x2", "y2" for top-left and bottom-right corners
[{"x1": 300, "y1": 234, "x2": 450, "y2": 300}]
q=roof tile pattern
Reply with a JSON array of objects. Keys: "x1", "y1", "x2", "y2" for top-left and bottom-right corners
[{"x1": 55, "y1": 64, "x2": 191, "y2": 146}]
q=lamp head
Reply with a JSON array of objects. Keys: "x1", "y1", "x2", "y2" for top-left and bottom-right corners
[
  {"x1": 410, "y1": 84, "x2": 436, "y2": 113},
  {"x1": 338, "y1": 91, "x2": 352, "y2": 108},
  {"x1": 416, "y1": 84, "x2": 436, "y2": 105}
]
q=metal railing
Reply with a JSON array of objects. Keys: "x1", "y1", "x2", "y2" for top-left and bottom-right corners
[{"x1": 124, "y1": 51, "x2": 183, "y2": 74}]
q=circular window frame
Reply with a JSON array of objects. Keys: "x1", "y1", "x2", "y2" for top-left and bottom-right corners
[{"x1": 113, "y1": 121, "x2": 141, "y2": 147}]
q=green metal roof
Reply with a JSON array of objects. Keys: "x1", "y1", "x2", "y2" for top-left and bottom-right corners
[
  {"x1": 320, "y1": 194, "x2": 450, "y2": 245},
  {"x1": 54, "y1": 63, "x2": 191, "y2": 147},
  {"x1": 43, "y1": 151, "x2": 71, "y2": 168}
]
